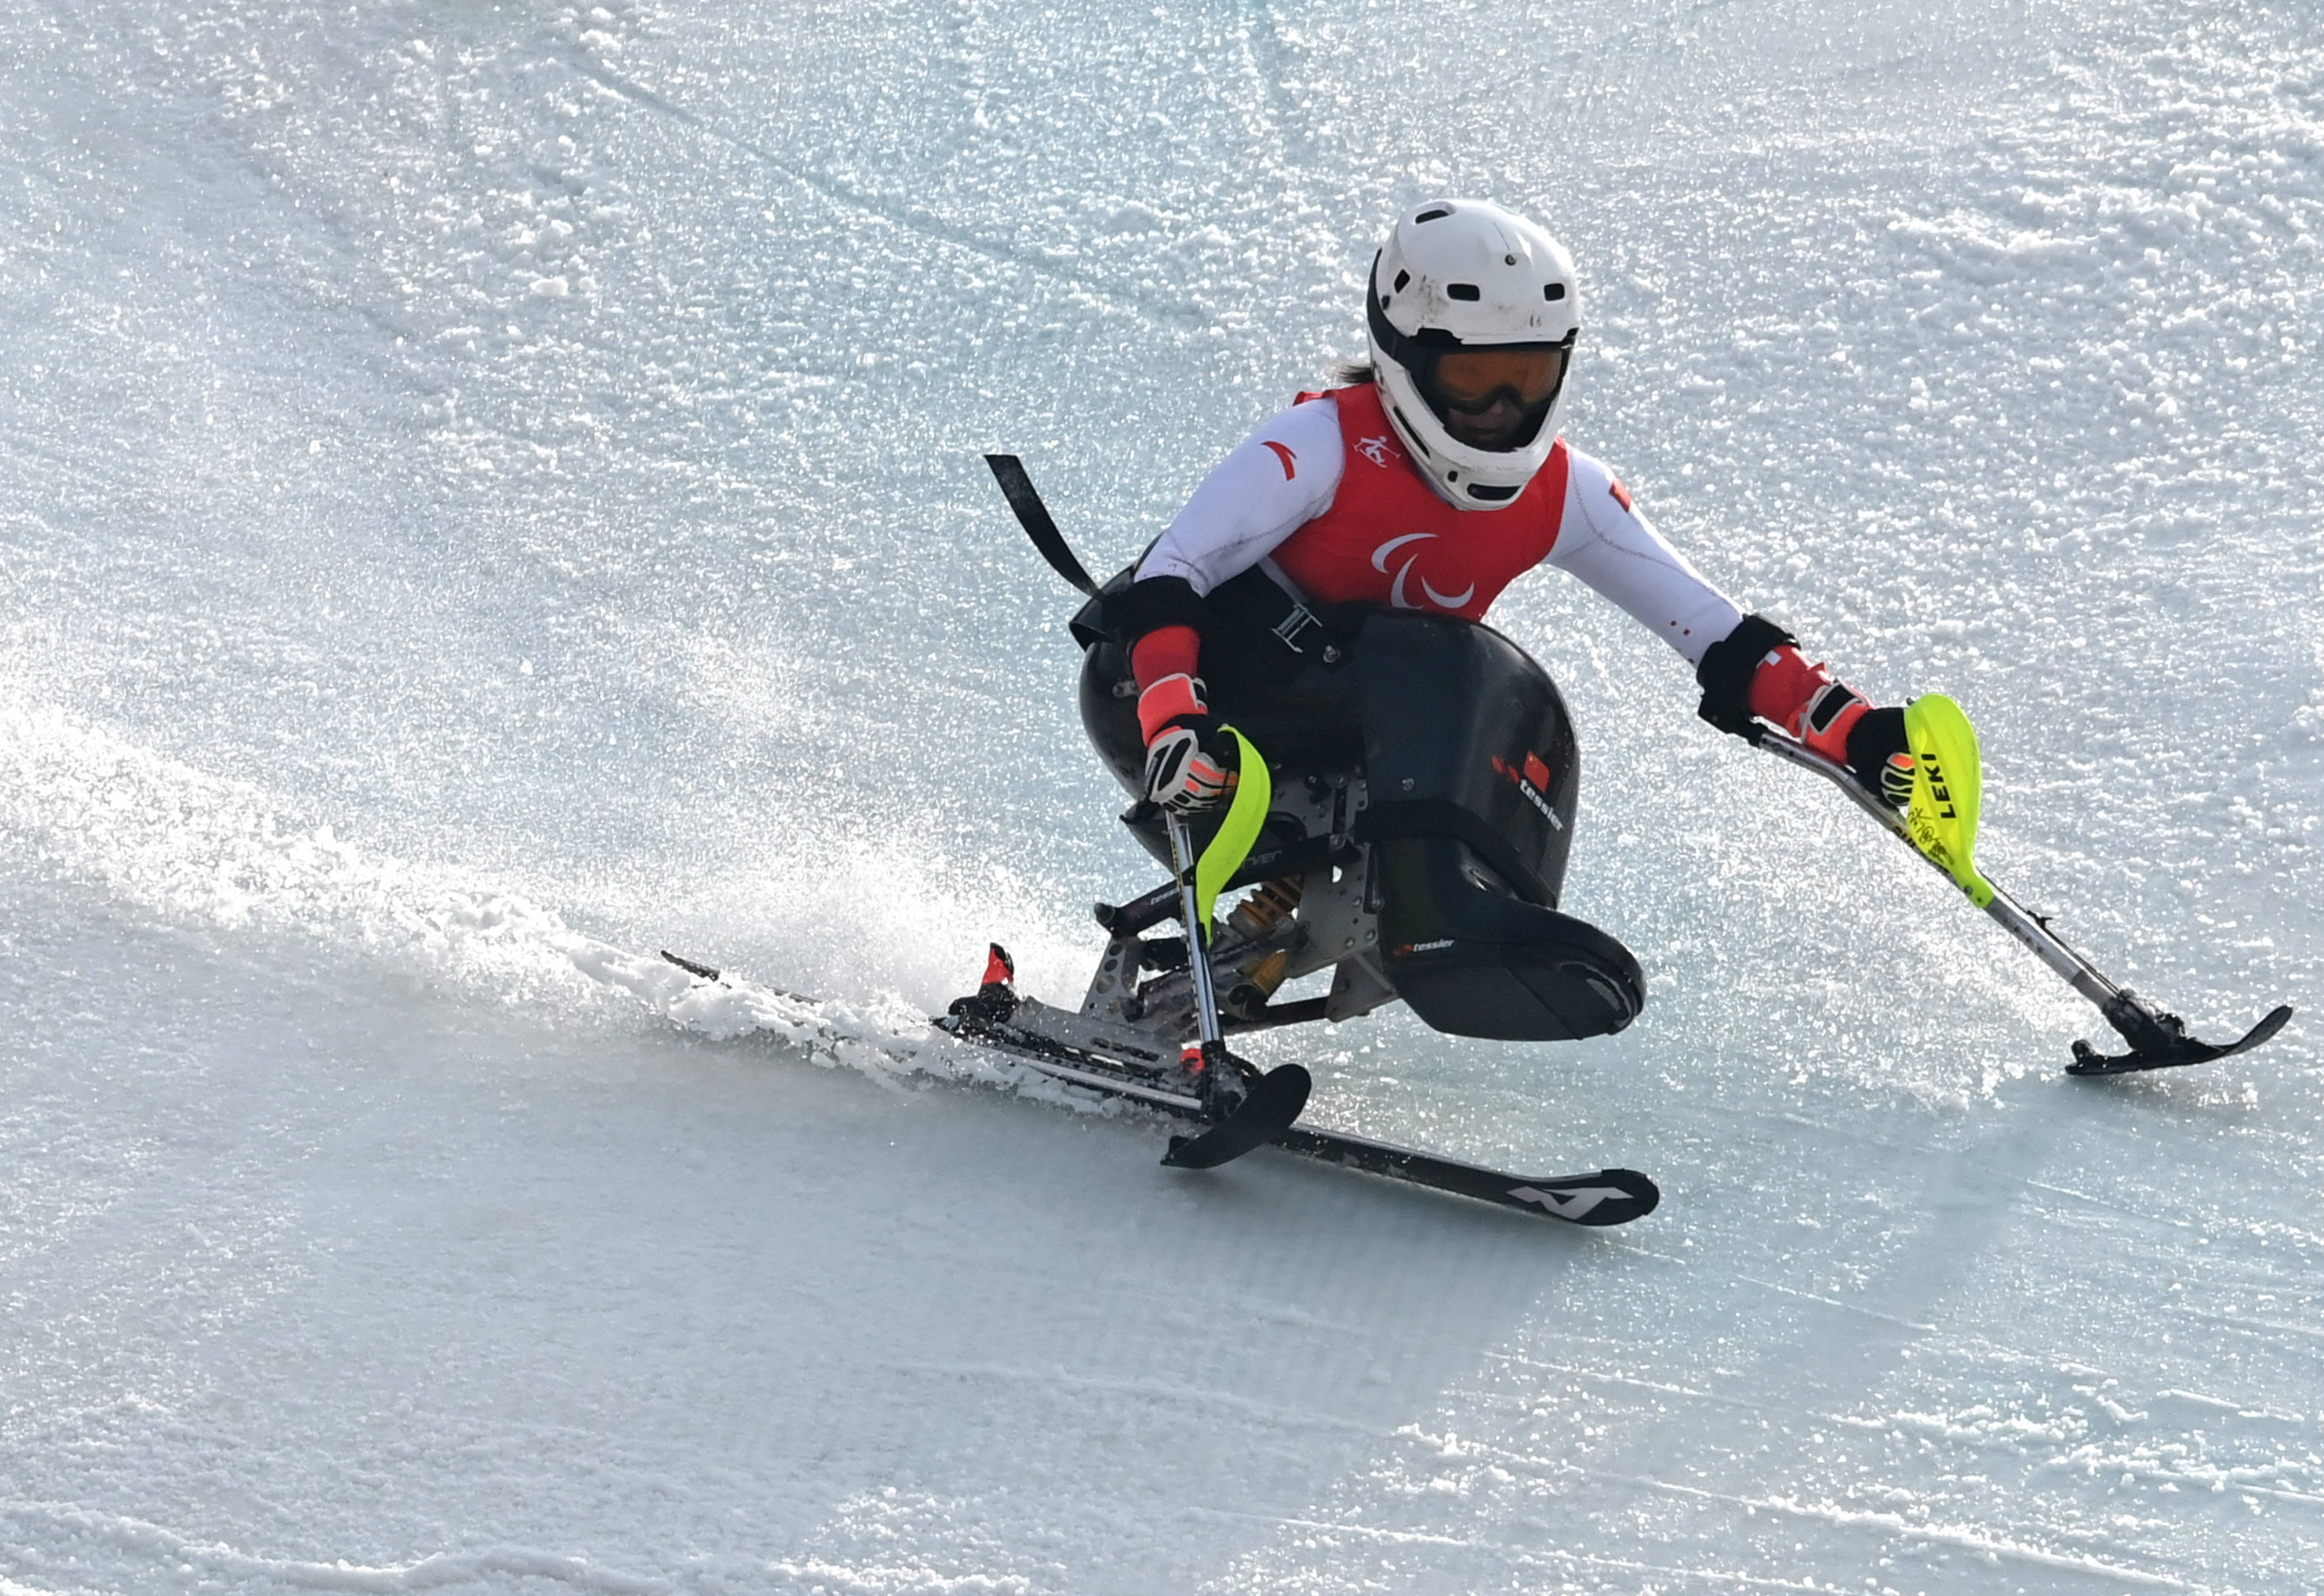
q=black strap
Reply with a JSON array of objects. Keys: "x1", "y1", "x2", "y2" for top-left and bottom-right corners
[
  {"x1": 1694, "y1": 613, "x2": 1797, "y2": 744},
  {"x1": 1111, "y1": 574, "x2": 1207, "y2": 641},
  {"x1": 984, "y1": 454, "x2": 1099, "y2": 597},
  {"x1": 1203, "y1": 566, "x2": 1355, "y2": 664}
]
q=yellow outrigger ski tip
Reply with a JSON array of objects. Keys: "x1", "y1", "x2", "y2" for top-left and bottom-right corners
[
  {"x1": 1902, "y1": 694, "x2": 1994, "y2": 908},
  {"x1": 1191, "y1": 727, "x2": 1273, "y2": 936}
]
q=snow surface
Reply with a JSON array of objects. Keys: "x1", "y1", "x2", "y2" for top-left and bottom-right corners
[{"x1": 3, "y1": 0, "x2": 2321, "y2": 1589}]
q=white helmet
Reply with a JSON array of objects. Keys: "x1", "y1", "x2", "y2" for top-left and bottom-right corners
[{"x1": 1365, "y1": 199, "x2": 1580, "y2": 510}]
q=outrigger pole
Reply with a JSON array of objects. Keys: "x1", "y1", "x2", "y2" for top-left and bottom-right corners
[{"x1": 1759, "y1": 715, "x2": 2290, "y2": 1075}]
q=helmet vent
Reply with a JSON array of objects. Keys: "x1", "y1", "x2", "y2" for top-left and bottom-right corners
[
  {"x1": 1466, "y1": 482, "x2": 1521, "y2": 502},
  {"x1": 1544, "y1": 283, "x2": 1566, "y2": 301},
  {"x1": 1393, "y1": 269, "x2": 1410, "y2": 293},
  {"x1": 1446, "y1": 283, "x2": 1480, "y2": 301},
  {"x1": 1414, "y1": 207, "x2": 1452, "y2": 223}
]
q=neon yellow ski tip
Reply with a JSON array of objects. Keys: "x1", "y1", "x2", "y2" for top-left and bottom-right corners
[
  {"x1": 1193, "y1": 728, "x2": 1273, "y2": 937},
  {"x1": 1902, "y1": 694, "x2": 1994, "y2": 908}
]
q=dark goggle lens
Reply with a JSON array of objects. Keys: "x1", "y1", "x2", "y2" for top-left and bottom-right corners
[{"x1": 1428, "y1": 346, "x2": 1567, "y2": 411}]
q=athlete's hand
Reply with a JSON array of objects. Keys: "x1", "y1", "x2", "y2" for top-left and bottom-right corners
[
  {"x1": 1844, "y1": 706, "x2": 1916, "y2": 811},
  {"x1": 1146, "y1": 724, "x2": 1236, "y2": 812},
  {"x1": 1776, "y1": 672, "x2": 1917, "y2": 811},
  {"x1": 1137, "y1": 674, "x2": 1237, "y2": 813},
  {"x1": 1777, "y1": 668, "x2": 1917, "y2": 811}
]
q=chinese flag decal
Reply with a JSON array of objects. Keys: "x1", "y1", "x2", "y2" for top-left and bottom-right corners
[{"x1": 1607, "y1": 476, "x2": 1633, "y2": 512}]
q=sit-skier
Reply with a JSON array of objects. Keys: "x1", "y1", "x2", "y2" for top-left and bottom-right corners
[{"x1": 1112, "y1": 198, "x2": 1919, "y2": 820}]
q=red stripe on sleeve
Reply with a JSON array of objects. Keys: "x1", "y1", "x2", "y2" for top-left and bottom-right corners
[
  {"x1": 1746, "y1": 645, "x2": 1827, "y2": 725},
  {"x1": 1131, "y1": 625, "x2": 1201, "y2": 693}
]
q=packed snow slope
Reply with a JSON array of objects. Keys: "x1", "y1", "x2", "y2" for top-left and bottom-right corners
[{"x1": 4, "y1": 0, "x2": 2321, "y2": 1590}]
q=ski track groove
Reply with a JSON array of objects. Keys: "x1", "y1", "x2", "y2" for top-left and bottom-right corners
[
  {"x1": 1196, "y1": 1506, "x2": 1849, "y2": 1595},
  {"x1": 1487, "y1": 1351, "x2": 2324, "y2": 1513},
  {"x1": 1259, "y1": 1417, "x2": 2215, "y2": 1592},
  {"x1": 552, "y1": 50, "x2": 1173, "y2": 328},
  {"x1": 1614, "y1": 1477, "x2": 2196, "y2": 1590},
  {"x1": 2173, "y1": 1307, "x2": 2324, "y2": 1344},
  {"x1": 885, "y1": 1359, "x2": 1384, "y2": 1438},
  {"x1": 0, "y1": 1504, "x2": 669, "y2": 1595}
]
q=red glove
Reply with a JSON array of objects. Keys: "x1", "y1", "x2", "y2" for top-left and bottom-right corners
[
  {"x1": 1137, "y1": 673, "x2": 1236, "y2": 813},
  {"x1": 1749, "y1": 646, "x2": 1915, "y2": 809}
]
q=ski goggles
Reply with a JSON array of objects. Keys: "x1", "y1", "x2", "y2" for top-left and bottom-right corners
[{"x1": 1422, "y1": 343, "x2": 1570, "y2": 414}]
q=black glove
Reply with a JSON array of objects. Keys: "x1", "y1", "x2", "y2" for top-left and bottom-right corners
[{"x1": 1845, "y1": 706, "x2": 1915, "y2": 811}]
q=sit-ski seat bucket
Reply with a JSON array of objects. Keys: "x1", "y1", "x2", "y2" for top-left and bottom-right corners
[{"x1": 1078, "y1": 595, "x2": 1644, "y2": 1043}]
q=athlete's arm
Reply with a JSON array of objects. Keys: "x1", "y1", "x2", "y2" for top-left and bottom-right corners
[
  {"x1": 1137, "y1": 400, "x2": 1346, "y2": 594},
  {"x1": 1120, "y1": 399, "x2": 1346, "y2": 689},
  {"x1": 1557, "y1": 453, "x2": 1917, "y2": 807},
  {"x1": 1547, "y1": 450, "x2": 1745, "y2": 667}
]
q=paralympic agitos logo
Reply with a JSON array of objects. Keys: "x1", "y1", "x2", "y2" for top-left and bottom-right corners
[
  {"x1": 1370, "y1": 532, "x2": 1476, "y2": 611},
  {"x1": 1492, "y1": 751, "x2": 1563, "y2": 831}
]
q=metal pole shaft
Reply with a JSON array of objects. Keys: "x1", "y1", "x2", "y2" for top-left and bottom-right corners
[
  {"x1": 1983, "y1": 885, "x2": 2121, "y2": 1008},
  {"x1": 1755, "y1": 730, "x2": 2124, "y2": 1009},
  {"x1": 1164, "y1": 810, "x2": 1226, "y2": 1051}
]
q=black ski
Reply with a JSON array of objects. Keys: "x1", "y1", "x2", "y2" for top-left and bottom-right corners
[
  {"x1": 658, "y1": 950, "x2": 1660, "y2": 1226},
  {"x1": 1160, "y1": 1064, "x2": 1312, "y2": 1169},
  {"x1": 1273, "y1": 1126, "x2": 1658, "y2": 1226}
]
